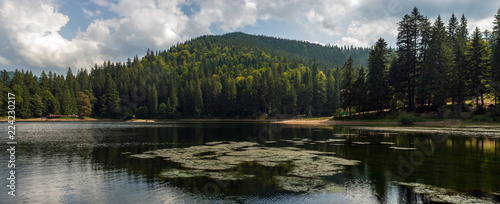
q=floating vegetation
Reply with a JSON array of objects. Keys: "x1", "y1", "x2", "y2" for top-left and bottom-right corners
[
  {"x1": 129, "y1": 153, "x2": 157, "y2": 159},
  {"x1": 131, "y1": 141, "x2": 359, "y2": 193},
  {"x1": 315, "y1": 139, "x2": 346, "y2": 143},
  {"x1": 351, "y1": 142, "x2": 371, "y2": 145},
  {"x1": 161, "y1": 169, "x2": 255, "y2": 181},
  {"x1": 352, "y1": 126, "x2": 500, "y2": 138},
  {"x1": 397, "y1": 182, "x2": 495, "y2": 204},
  {"x1": 333, "y1": 134, "x2": 359, "y2": 137},
  {"x1": 377, "y1": 132, "x2": 399, "y2": 135},
  {"x1": 388, "y1": 146, "x2": 416, "y2": 151}
]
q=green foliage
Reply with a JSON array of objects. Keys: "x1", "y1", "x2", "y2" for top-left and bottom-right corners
[
  {"x1": 398, "y1": 112, "x2": 419, "y2": 125},
  {"x1": 491, "y1": 9, "x2": 500, "y2": 105},
  {"x1": 29, "y1": 94, "x2": 44, "y2": 117},
  {"x1": 76, "y1": 91, "x2": 92, "y2": 117},
  {"x1": 418, "y1": 16, "x2": 453, "y2": 108},
  {"x1": 135, "y1": 106, "x2": 149, "y2": 119},
  {"x1": 367, "y1": 38, "x2": 389, "y2": 111},
  {"x1": 158, "y1": 103, "x2": 168, "y2": 118},
  {"x1": 466, "y1": 27, "x2": 491, "y2": 107},
  {"x1": 341, "y1": 57, "x2": 355, "y2": 114},
  {"x1": 42, "y1": 90, "x2": 60, "y2": 115},
  {"x1": 469, "y1": 115, "x2": 494, "y2": 122}
]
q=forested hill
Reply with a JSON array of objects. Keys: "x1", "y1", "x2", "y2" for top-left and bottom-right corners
[
  {"x1": 0, "y1": 32, "x2": 368, "y2": 119},
  {"x1": 184, "y1": 32, "x2": 370, "y2": 68}
]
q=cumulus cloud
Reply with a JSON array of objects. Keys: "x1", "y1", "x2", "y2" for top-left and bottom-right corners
[
  {"x1": 0, "y1": 0, "x2": 209, "y2": 72},
  {"x1": 0, "y1": 0, "x2": 101, "y2": 72}
]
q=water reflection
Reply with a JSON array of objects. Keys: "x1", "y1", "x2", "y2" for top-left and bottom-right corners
[{"x1": 0, "y1": 122, "x2": 499, "y2": 203}]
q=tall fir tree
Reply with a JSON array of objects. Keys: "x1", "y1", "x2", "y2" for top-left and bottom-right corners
[
  {"x1": 341, "y1": 57, "x2": 355, "y2": 114},
  {"x1": 395, "y1": 7, "x2": 428, "y2": 109},
  {"x1": 466, "y1": 27, "x2": 491, "y2": 107},
  {"x1": 418, "y1": 15, "x2": 453, "y2": 111},
  {"x1": 449, "y1": 14, "x2": 470, "y2": 107},
  {"x1": 367, "y1": 38, "x2": 389, "y2": 112},
  {"x1": 352, "y1": 67, "x2": 368, "y2": 112},
  {"x1": 491, "y1": 8, "x2": 500, "y2": 105}
]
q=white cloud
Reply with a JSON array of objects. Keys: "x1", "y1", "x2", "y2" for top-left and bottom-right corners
[
  {"x1": 0, "y1": 55, "x2": 10, "y2": 65},
  {"x1": 0, "y1": 0, "x2": 101, "y2": 71},
  {"x1": 80, "y1": 0, "x2": 209, "y2": 60},
  {"x1": 83, "y1": 8, "x2": 101, "y2": 17},
  {"x1": 0, "y1": 0, "x2": 208, "y2": 72},
  {"x1": 188, "y1": 0, "x2": 399, "y2": 46}
]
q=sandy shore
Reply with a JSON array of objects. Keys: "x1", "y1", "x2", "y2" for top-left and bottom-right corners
[
  {"x1": 274, "y1": 119, "x2": 500, "y2": 127},
  {"x1": 274, "y1": 119, "x2": 399, "y2": 126},
  {"x1": 126, "y1": 119, "x2": 156, "y2": 122}
]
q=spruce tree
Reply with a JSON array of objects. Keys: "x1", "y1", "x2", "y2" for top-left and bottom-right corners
[
  {"x1": 449, "y1": 14, "x2": 470, "y2": 107},
  {"x1": 466, "y1": 27, "x2": 491, "y2": 107},
  {"x1": 419, "y1": 15, "x2": 453, "y2": 112},
  {"x1": 367, "y1": 38, "x2": 389, "y2": 112},
  {"x1": 341, "y1": 57, "x2": 355, "y2": 115},
  {"x1": 491, "y1": 8, "x2": 500, "y2": 105},
  {"x1": 396, "y1": 7, "x2": 428, "y2": 109}
]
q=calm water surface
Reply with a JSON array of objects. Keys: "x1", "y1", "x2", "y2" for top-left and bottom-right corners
[{"x1": 1, "y1": 121, "x2": 499, "y2": 203}]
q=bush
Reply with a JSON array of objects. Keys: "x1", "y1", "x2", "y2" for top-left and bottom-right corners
[
  {"x1": 398, "y1": 112, "x2": 418, "y2": 126},
  {"x1": 135, "y1": 106, "x2": 149, "y2": 119},
  {"x1": 488, "y1": 107, "x2": 500, "y2": 117},
  {"x1": 473, "y1": 106, "x2": 487, "y2": 115},
  {"x1": 469, "y1": 115, "x2": 494, "y2": 122}
]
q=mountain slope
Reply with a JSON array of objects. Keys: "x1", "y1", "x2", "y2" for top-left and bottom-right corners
[{"x1": 180, "y1": 32, "x2": 369, "y2": 69}]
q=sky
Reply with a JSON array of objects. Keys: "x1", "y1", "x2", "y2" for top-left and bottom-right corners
[{"x1": 0, "y1": 0, "x2": 498, "y2": 74}]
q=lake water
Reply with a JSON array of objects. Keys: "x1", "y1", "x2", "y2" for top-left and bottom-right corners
[{"x1": 1, "y1": 121, "x2": 499, "y2": 203}]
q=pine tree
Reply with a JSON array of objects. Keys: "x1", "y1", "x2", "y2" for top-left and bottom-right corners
[
  {"x1": 367, "y1": 38, "x2": 389, "y2": 112},
  {"x1": 491, "y1": 8, "x2": 500, "y2": 105},
  {"x1": 325, "y1": 69, "x2": 338, "y2": 115},
  {"x1": 166, "y1": 80, "x2": 179, "y2": 118},
  {"x1": 352, "y1": 67, "x2": 368, "y2": 112},
  {"x1": 418, "y1": 15, "x2": 453, "y2": 112},
  {"x1": 101, "y1": 74, "x2": 121, "y2": 118},
  {"x1": 148, "y1": 84, "x2": 158, "y2": 118},
  {"x1": 466, "y1": 27, "x2": 491, "y2": 107},
  {"x1": 42, "y1": 90, "x2": 60, "y2": 115},
  {"x1": 396, "y1": 7, "x2": 428, "y2": 109},
  {"x1": 449, "y1": 14, "x2": 470, "y2": 107},
  {"x1": 313, "y1": 71, "x2": 327, "y2": 116},
  {"x1": 219, "y1": 75, "x2": 236, "y2": 117},
  {"x1": 341, "y1": 57, "x2": 355, "y2": 115}
]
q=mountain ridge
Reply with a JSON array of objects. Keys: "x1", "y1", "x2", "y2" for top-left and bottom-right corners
[{"x1": 176, "y1": 31, "x2": 369, "y2": 69}]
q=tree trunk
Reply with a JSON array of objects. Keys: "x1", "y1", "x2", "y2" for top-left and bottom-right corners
[{"x1": 481, "y1": 94, "x2": 484, "y2": 107}]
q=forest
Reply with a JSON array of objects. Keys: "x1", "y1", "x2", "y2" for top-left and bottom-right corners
[{"x1": 0, "y1": 7, "x2": 499, "y2": 119}]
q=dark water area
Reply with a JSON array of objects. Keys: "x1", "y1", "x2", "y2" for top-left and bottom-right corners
[{"x1": 1, "y1": 121, "x2": 499, "y2": 203}]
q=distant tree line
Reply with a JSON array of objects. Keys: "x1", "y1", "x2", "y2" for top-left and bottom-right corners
[{"x1": 0, "y1": 7, "x2": 499, "y2": 119}]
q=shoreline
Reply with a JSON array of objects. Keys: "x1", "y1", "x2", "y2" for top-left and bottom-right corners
[{"x1": 2, "y1": 117, "x2": 499, "y2": 128}]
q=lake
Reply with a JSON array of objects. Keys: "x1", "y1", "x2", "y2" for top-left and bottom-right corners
[{"x1": 1, "y1": 121, "x2": 499, "y2": 203}]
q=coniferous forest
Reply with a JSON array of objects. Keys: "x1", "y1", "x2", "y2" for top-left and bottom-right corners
[{"x1": 1, "y1": 7, "x2": 500, "y2": 119}]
